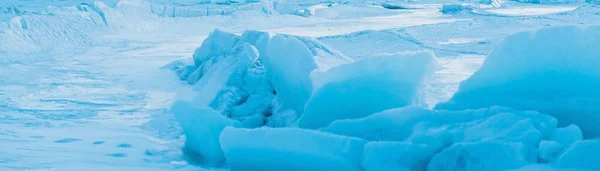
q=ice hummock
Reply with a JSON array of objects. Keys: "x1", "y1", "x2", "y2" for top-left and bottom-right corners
[
  {"x1": 170, "y1": 25, "x2": 600, "y2": 170},
  {"x1": 297, "y1": 51, "x2": 435, "y2": 129},
  {"x1": 177, "y1": 29, "x2": 276, "y2": 124},
  {"x1": 436, "y1": 25, "x2": 600, "y2": 137},
  {"x1": 176, "y1": 29, "x2": 353, "y2": 120},
  {"x1": 172, "y1": 29, "x2": 354, "y2": 164}
]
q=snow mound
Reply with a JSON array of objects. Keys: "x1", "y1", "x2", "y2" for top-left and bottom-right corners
[
  {"x1": 556, "y1": 140, "x2": 600, "y2": 170},
  {"x1": 264, "y1": 34, "x2": 352, "y2": 118},
  {"x1": 436, "y1": 25, "x2": 600, "y2": 137},
  {"x1": 297, "y1": 51, "x2": 435, "y2": 129},
  {"x1": 362, "y1": 142, "x2": 437, "y2": 171},
  {"x1": 170, "y1": 101, "x2": 240, "y2": 166},
  {"x1": 219, "y1": 127, "x2": 366, "y2": 171}
]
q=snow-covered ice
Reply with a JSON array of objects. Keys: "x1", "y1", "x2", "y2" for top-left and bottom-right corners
[{"x1": 3, "y1": 0, "x2": 600, "y2": 170}]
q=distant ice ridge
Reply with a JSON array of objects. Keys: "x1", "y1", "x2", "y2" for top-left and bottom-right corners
[{"x1": 0, "y1": 0, "x2": 304, "y2": 58}]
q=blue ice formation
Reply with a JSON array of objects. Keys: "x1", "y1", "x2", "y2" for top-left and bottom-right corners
[
  {"x1": 172, "y1": 25, "x2": 600, "y2": 170},
  {"x1": 436, "y1": 25, "x2": 600, "y2": 137}
]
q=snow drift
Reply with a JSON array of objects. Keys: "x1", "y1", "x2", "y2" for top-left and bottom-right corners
[
  {"x1": 436, "y1": 25, "x2": 600, "y2": 137},
  {"x1": 298, "y1": 51, "x2": 435, "y2": 129}
]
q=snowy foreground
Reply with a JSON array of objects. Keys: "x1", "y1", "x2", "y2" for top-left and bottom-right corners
[{"x1": 2, "y1": 0, "x2": 600, "y2": 170}]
